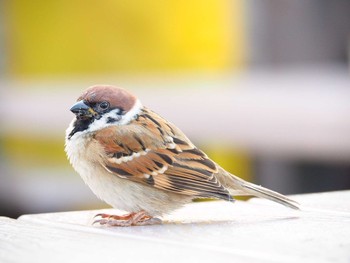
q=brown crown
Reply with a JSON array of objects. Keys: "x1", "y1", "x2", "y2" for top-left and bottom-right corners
[{"x1": 78, "y1": 85, "x2": 137, "y2": 112}]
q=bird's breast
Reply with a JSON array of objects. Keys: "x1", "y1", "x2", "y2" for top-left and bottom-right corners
[{"x1": 64, "y1": 123, "x2": 192, "y2": 216}]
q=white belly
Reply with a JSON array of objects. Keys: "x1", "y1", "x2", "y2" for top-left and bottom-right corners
[{"x1": 65, "y1": 122, "x2": 190, "y2": 216}]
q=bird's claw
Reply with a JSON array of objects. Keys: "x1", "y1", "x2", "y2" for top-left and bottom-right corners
[{"x1": 92, "y1": 211, "x2": 162, "y2": 227}]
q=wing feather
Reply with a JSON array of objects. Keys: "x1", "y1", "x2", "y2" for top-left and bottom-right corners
[{"x1": 94, "y1": 108, "x2": 232, "y2": 201}]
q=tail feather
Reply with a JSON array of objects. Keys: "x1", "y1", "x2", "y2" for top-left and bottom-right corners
[
  {"x1": 241, "y1": 181, "x2": 300, "y2": 210},
  {"x1": 218, "y1": 169, "x2": 300, "y2": 210}
]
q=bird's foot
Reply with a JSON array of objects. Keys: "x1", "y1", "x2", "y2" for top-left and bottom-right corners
[{"x1": 93, "y1": 211, "x2": 162, "y2": 227}]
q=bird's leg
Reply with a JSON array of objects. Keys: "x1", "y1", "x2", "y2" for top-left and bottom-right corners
[
  {"x1": 93, "y1": 211, "x2": 162, "y2": 227},
  {"x1": 94, "y1": 213, "x2": 134, "y2": 221}
]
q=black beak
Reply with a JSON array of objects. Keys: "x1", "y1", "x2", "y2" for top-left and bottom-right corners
[{"x1": 70, "y1": 101, "x2": 95, "y2": 119}]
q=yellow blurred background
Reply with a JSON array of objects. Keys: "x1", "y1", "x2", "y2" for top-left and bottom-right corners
[
  {"x1": 6, "y1": 0, "x2": 244, "y2": 75},
  {"x1": 1, "y1": 0, "x2": 350, "y2": 218}
]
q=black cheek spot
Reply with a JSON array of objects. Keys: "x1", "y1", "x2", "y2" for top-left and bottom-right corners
[
  {"x1": 107, "y1": 112, "x2": 122, "y2": 123},
  {"x1": 114, "y1": 108, "x2": 125, "y2": 116},
  {"x1": 107, "y1": 117, "x2": 117, "y2": 123}
]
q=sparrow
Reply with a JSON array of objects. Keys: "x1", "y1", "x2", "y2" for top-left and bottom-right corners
[{"x1": 65, "y1": 85, "x2": 299, "y2": 226}]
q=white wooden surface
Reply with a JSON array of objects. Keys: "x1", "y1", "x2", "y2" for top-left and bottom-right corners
[{"x1": 1, "y1": 191, "x2": 350, "y2": 263}]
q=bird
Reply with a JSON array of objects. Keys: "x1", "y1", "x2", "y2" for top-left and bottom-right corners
[{"x1": 65, "y1": 85, "x2": 299, "y2": 226}]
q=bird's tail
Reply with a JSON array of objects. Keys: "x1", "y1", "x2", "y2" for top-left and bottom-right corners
[
  {"x1": 238, "y1": 180, "x2": 300, "y2": 210},
  {"x1": 219, "y1": 170, "x2": 300, "y2": 210}
]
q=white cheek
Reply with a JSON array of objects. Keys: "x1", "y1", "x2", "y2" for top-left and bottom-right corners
[
  {"x1": 87, "y1": 109, "x2": 121, "y2": 132},
  {"x1": 119, "y1": 99, "x2": 142, "y2": 125},
  {"x1": 86, "y1": 99, "x2": 143, "y2": 132}
]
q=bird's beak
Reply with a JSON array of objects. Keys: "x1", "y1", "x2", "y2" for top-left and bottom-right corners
[{"x1": 70, "y1": 100, "x2": 96, "y2": 119}]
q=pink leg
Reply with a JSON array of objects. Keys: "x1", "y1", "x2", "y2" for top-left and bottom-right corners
[{"x1": 93, "y1": 211, "x2": 162, "y2": 227}]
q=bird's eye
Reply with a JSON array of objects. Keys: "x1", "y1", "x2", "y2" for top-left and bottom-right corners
[{"x1": 98, "y1": 101, "x2": 110, "y2": 111}]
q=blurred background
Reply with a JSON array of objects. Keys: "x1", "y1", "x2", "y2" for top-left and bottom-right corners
[{"x1": 1, "y1": 0, "x2": 350, "y2": 218}]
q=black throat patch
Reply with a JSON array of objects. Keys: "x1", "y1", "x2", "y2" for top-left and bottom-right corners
[{"x1": 68, "y1": 118, "x2": 94, "y2": 139}]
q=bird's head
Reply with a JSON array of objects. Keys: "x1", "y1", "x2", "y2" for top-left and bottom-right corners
[{"x1": 67, "y1": 85, "x2": 142, "y2": 138}]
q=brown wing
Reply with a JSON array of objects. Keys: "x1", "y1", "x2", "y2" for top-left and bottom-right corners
[{"x1": 93, "y1": 108, "x2": 232, "y2": 201}]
